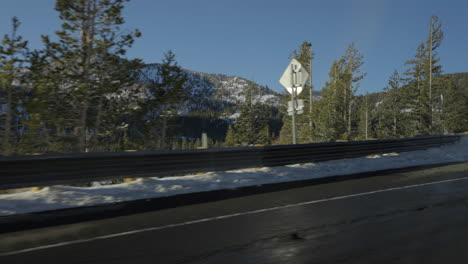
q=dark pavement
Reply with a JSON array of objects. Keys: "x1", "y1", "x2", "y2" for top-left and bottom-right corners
[{"x1": 1, "y1": 162, "x2": 468, "y2": 263}]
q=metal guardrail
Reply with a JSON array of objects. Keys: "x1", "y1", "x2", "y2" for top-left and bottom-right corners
[{"x1": 0, "y1": 135, "x2": 462, "y2": 190}]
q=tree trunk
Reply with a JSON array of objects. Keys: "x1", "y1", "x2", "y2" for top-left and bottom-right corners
[
  {"x1": 309, "y1": 56, "x2": 313, "y2": 139},
  {"x1": 92, "y1": 96, "x2": 104, "y2": 151},
  {"x1": 343, "y1": 88, "x2": 347, "y2": 127},
  {"x1": 347, "y1": 98, "x2": 352, "y2": 139},
  {"x1": 2, "y1": 82, "x2": 12, "y2": 155},
  {"x1": 161, "y1": 115, "x2": 167, "y2": 149},
  {"x1": 76, "y1": 0, "x2": 96, "y2": 152},
  {"x1": 77, "y1": 98, "x2": 89, "y2": 152},
  {"x1": 428, "y1": 16, "x2": 433, "y2": 134},
  {"x1": 365, "y1": 108, "x2": 368, "y2": 140}
]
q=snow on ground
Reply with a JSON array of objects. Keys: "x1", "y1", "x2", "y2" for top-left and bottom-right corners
[{"x1": 1, "y1": 137, "x2": 467, "y2": 216}]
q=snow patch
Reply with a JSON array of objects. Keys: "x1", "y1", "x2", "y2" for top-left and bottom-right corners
[{"x1": 1, "y1": 137, "x2": 467, "y2": 216}]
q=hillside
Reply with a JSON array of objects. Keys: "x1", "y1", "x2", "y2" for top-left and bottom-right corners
[
  {"x1": 141, "y1": 64, "x2": 281, "y2": 116},
  {"x1": 140, "y1": 64, "x2": 287, "y2": 141}
]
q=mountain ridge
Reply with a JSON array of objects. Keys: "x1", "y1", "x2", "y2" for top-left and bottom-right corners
[{"x1": 141, "y1": 63, "x2": 282, "y2": 113}]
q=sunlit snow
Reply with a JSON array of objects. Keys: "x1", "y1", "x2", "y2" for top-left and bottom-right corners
[{"x1": 0, "y1": 137, "x2": 467, "y2": 216}]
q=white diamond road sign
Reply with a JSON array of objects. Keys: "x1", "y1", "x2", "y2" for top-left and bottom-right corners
[{"x1": 279, "y1": 59, "x2": 309, "y2": 95}]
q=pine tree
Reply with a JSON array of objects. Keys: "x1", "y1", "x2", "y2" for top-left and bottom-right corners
[
  {"x1": 25, "y1": 48, "x2": 77, "y2": 153},
  {"x1": 232, "y1": 82, "x2": 268, "y2": 146},
  {"x1": 311, "y1": 59, "x2": 346, "y2": 141},
  {"x1": 312, "y1": 43, "x2": 365, "y2": 142},
  {"x1": 357, "y1": 93, "x2": 370, "y2": 140},
  {"x1": 441, "y1": 77, "x2": 468, "y2": 133},
  {"x1": 425, "y1": 15, "x2": 444, "y2": 133},
  {"x1": 142, "y1": 50, "x2": 188, "y2": 149},
  {"x1": 342, "y1": 43, "x2": 366, "y2": 140},
  {"x1": 0, "y1": 17, "x2": 29, "y2": 155},
  {"x1": 403, "y1": 43, "x2": 427, "y2": 136},
  {"x1": 311, "y1": 90, "x2": 340, "y2": 141},
  {"x1": 37, "y1": 0, "x2": 141, "y2": 152},
  {"x1": 376, "y1": 71, "x2": 405, "y2": 138},
  {"x1": 404, "y1": 15, "x2": 444, "y2": 136},
  {"x1": 90, "y1": 55, "x2": 144, "y2": 151},
  {"x1": 291, "y1": 41, "x2": 314, "y2": 137},
  {"x1": 223, "y1": 125, "x2": 237, "y2": 147}
]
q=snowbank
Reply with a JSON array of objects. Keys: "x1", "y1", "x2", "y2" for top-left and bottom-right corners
[{"x1": 1, "y1": 137, "x2": 467, "y2": 216}]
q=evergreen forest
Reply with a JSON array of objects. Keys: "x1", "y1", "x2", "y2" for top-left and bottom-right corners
[{"x1": 1, "y1": 1, "x2": 467, "y2": 156}]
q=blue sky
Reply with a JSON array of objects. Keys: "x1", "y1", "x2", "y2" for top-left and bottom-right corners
[{"x1": 1, "y1": 0, "x2": 467, "y2": 94}]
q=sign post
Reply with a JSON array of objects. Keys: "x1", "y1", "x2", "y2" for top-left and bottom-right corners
[{"x1": 279, "y1": 59, "x2": 309, "y2": 144}]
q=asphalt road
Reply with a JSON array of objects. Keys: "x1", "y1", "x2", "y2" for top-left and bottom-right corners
[{"x1": 1, "y1": 162, "x2": 468, "y2": 263}]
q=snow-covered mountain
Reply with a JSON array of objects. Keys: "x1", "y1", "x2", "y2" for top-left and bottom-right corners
[
  {"x1": 187, "y1": 70, "x2": 280, "y2": 105},
  {"x1": 140, "y1": 64, "x2": 281, "y2": 116}
]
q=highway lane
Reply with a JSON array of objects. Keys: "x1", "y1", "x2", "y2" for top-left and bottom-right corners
[{"x1": 1, "y1": 162, "x2": 468, "y2": 263}]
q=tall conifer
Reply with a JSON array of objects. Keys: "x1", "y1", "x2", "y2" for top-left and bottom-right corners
[
  {"x1": 0, "y1": 17, "x2": 28, "y2": 155},
  {"x1": 38, "y1": 0, "x2": 141, "y2": 151}
]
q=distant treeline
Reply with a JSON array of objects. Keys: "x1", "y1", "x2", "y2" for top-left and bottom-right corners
[{"x1": 271, "y1": 16, "x2": 468, "y2": 145}]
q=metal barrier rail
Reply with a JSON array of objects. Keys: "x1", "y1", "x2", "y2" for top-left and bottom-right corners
[{"x1": 0, "y1": 135, "x2": 462, "y2": 190}]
